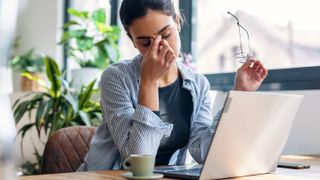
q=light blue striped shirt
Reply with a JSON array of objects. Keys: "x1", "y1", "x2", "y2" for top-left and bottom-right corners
[{"x1": 77, "y1": 55, "x2": 219, "y2": 171}]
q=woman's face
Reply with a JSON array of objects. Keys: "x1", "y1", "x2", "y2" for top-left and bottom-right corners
[{"x1": 128, "y1": 10, "x2": 181, "y2": 57}]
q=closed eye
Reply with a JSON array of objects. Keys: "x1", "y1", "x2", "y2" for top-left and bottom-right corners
[
  {"x1": 161, "y1": 34, "x2": 171, "y2": 39},
  {"x1": 141, "y1": 42, "x2": 151, "y2": 47},
  {"x1": 140, "y1": 39, "x2": 151, "y2": 47}
]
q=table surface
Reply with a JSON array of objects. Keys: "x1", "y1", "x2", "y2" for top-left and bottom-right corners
[{"x1": 19, "y1": 155, "x2": 320, "y2": 180}]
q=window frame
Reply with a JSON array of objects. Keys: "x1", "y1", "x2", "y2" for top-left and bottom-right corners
[
  {"x1": 62, "y1": 0, "x2": 70, "y2": 76},
  {"x1": 205, "y1": 66, "x2": 320, "y2": 91}
]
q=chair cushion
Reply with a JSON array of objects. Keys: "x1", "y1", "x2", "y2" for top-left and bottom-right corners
[{"x1": 41, "y1": 126, "x2": 96, "y2": 174}]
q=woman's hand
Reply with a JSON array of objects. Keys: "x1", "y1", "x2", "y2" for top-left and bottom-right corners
[
  {"x1": 138, "y1": 35, "x2": 176, "y2": 111},
  {"x1": 233, "y1": 59, "x2": 268, "y2": 91},
  {"x1": 140, "y1": 35, "x2": 176, "y2": 85}
]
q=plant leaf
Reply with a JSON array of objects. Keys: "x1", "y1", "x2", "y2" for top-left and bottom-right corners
[
  {"x1": 34, "y1": 98, "x2": 47, "y2": 125},
  {"x1": 63, "y1": 20, "x2": 80, "y2": 29},
  {"x1": 43, "y1": 100, "x2": 53, "y2": 135},
  {"x1": 45, "y1": 56, "x2": 61, "y2": 98},
  {"x1": 92, "y1": 9, "x2": 106, "y2": 23},
  {"x1": 106, "y1": 26, "x2": 120, "y2": 41},
  {"x1": 78, "y1": 79, "x2": 96, "y2": 109},
  {"x1": 12, "y1": 92, "x2": 34, "y2": 109},
  {"x1": 14, "y1": 101, "x2": 31, "y2": 124},
  {"x1": 63, "y1": 94, "x2": 78, "y2": 114},
  {"x1": 91, "y1": 46, "x2": 108, "y2": 69},
  {"x1": 76, "y1": 37, "x2": 93, "y2": 50},
  {"x1": 17, "y1": 123, "x2": 34, "y2": 139},
  {"x1": 69, "y1": 29, "x2": 86, "y2": 38},
  {"x1": 57, "y1": 76, "x2": 70, "y2": 91},
  {"x1": 59, "y1": 32, "x2": 71, "y2": 44},
  {"x1": 67, "y1": 8, "x2": 88, "y2": 19},
  {"x1": 96, "y1": 22, "x2": 107, "y2": 33},
  {"x1": 79, "y1": 111, "x2": 91, "y2": 126}
]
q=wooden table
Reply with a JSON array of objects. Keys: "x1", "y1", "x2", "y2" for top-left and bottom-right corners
[{"x1": 19, "y1": 155, "x2": 320, "y2": 180}]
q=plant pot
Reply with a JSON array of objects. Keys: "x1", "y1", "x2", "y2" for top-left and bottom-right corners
[
  {"x1": 21, "y1": 72, "x2": 45, "y2": 92},
  {"x1": 71, "y1": 68, "x2": 102, "y2": 88}
]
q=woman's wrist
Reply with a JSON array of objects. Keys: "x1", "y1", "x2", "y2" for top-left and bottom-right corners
[
  {"x1": 140, "y1": 78, "x2": 159, "y2": 88},
  {"x1": 232, "y1": 84, "x2": 243, "y2": 91},
  {"x1": 139, "y1": 79, "x2": 159, "y2": 111}
]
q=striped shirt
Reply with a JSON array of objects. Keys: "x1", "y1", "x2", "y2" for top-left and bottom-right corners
[{"x1": 77, "y1": 55, "x2": 220, "y2": 171}]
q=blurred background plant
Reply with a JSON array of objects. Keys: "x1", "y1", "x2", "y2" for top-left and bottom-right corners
[
  {"x1": 10, "y1": 43, "x2": 46, "y2": 91},
  {"x1": 13, "y1": 56, "x2": 102, "y2": 175},
  {"x1": 60, "y1": 8, "x2": 120, "y2": 69},
  {"x1": 11, "y1": 48, "x2": 45, "y2": 73}
]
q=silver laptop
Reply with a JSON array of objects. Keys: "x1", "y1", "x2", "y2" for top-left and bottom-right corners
[{"x1": 154, "y1": 91, "x2": 303, "y2": 179}]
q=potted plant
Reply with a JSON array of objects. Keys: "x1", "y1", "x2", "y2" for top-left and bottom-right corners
[
  {"x1": 10, "y1": 48, "x2": 45, "y2": 91},
  {"x1": 13, "y1": 56, "x2": 102, "y2": 175},
  {"x1": 60, "y1": 8, "x2": 120, "y2": 87}
]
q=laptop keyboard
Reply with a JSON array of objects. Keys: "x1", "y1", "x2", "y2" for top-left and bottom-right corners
[
  {"x1": 154, "y1": 164, "x2": 202, "y2": 176},
  {"x1": 173, "y1": 167, "x2": 202, "y2": 175}
]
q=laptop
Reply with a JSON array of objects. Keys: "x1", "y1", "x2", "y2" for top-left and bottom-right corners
[{"x1": 154, "y1": 91, "x2": 303, "y2": 179}]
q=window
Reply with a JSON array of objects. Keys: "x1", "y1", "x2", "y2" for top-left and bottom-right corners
[
  {"x1": 196, "y1": 0, "x2": 320, "y2": 74},
  {"x1": 63, "y1": 0, "x2": 320, "y2": 91}
]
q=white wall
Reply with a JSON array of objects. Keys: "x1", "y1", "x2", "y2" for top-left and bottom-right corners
[
  {"x1": 13, "y1": 0, "x2": 63, "y2": 91},
  {"x1": 210, "y1": 90, "x2": 320, "y2": 155},
  {"x1": 15, "y1": 0, "x2": 58, "y2": 56}
]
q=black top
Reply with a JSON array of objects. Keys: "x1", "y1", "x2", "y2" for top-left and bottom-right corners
[{"x1": 155, "y1": 74, "x2": 193, "y2": 165}]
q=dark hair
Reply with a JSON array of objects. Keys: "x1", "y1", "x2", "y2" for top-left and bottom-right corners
[{"x1": 120, "y1": 0, "x2": 182, "y2": 36}]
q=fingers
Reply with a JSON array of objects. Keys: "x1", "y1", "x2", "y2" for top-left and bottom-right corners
[
  {"x1": 159, "y1": 40, "x2": 170, "y2": 59},
  {"x1": 166, "y1": 51, "x2": 176, "y2": 67},
  {"x1": 251, "y1": 60, "x2": 268, "y2": 79},
  {"x1": 241, "y1": 58, "x2": 256, "y2": 69},
  {"x1": 259, "y1": 63, "x2": 268, "y2": 79},
  {"x1": 159, "y1": 40, "x2": 175, "y2": 66},
  {"x1": 149, "y1": 35, "x2": 161, "y2": 55},
  {"x1": 145, "y1": 35, "x2": 176, "y2": 69},
  {"x1": 252, "y1": 60, "x2": 260, "y2": 71}
]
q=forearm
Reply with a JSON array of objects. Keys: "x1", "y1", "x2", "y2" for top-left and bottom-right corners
[
  {"x1": 188, "y1": 109, "x2": 221, "y2": 163},
  {"x1": 110, "y1": 104, "x2": 173, "y2": 158},
  {"x1": 127, "y1": 119, "x2": 165, "y2": 155},
  {"x1": 138, "y1": 79, "x2": 159, "y2": 111}
]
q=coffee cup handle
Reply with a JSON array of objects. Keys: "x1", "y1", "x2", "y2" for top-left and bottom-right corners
[{"x1": 123, "y1": 158, "x2": 131, "y2": 170}]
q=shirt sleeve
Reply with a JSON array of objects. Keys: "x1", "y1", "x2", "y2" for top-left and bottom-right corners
[
  {"x1": 187, "y1": 76, "x2": 220, "y2": 163},
  {"x1": 100, "y1": 66, "x2": 173, "y2": 160}
]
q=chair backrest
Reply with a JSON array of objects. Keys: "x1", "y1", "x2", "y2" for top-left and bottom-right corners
[{"x1": 41, "y1": 126, "x2": 96, "y2": 174}]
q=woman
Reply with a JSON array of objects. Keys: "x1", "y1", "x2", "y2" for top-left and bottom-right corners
[{"x1": 78, "y1": 0, "x2": 267, "y2": 171}]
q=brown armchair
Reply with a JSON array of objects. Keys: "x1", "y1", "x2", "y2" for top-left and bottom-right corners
[{"x1": 41, "y1": 126, "x2": 96, "y2": 174}]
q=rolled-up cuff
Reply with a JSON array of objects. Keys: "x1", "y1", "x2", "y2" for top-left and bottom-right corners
[{"x1": 132, "y1": 104, "x2": 173, "y2": 137}]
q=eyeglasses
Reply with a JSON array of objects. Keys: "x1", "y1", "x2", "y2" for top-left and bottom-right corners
[{"x1": 228, "y1": 11, "x2": 253, "y2": 63}]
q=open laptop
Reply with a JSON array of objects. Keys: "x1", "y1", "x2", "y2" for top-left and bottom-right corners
[{"x1": 154, "y1": 91, "x2": 303, "y2": 179}]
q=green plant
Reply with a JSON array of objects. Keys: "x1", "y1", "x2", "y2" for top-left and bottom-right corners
[
  {"x1": 13, "y1": 56, "x2": 102, "y2": 175},
  {"x1": 11, "y1": 48, "x2": 45, "y2": 73},
  {"x1": 60, "y1": 8, "x2": 120, "y2": 69}
]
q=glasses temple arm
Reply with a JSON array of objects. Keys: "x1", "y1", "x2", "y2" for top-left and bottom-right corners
[
  {"x1": 228, "y1": 12, "x2": 244, "y2": 54},
  {"x1": 239, "y1": 24, "x2": 251, "y2": 55}
]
